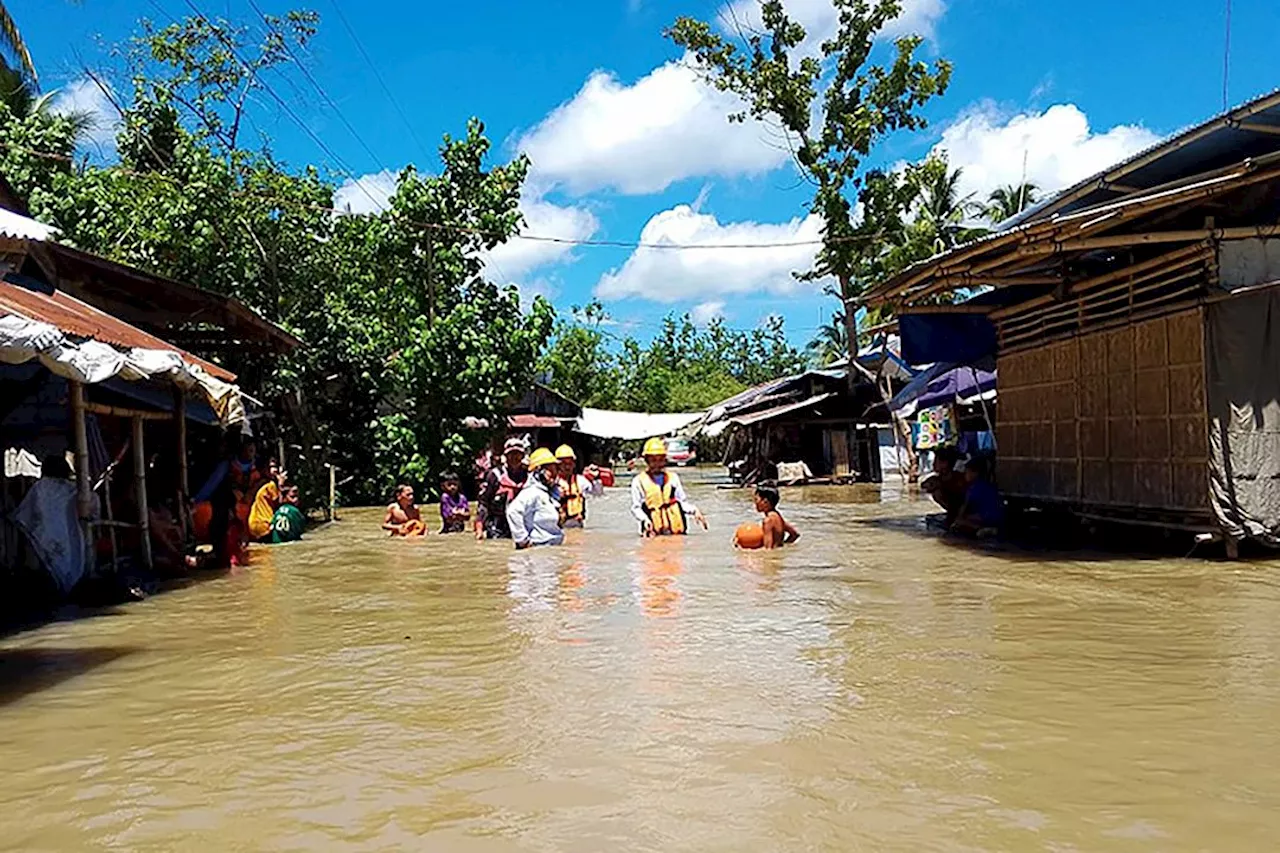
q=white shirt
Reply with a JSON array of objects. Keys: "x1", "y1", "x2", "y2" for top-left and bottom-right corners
[
  {"x1": 629, "y1": 469, "x2": 698, "y2": 527},
  {"x1": 506, "y1": 477, "x2": 565, "y2": 547}
]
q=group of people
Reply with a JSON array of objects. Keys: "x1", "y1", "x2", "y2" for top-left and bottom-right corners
[
  {"x1": 192, "y1": 438, "x2": 306, "y2": 566},
  {"x1": 921, "y1": 447, "x2": 1004, "y2": 536},
  {"x1": 378, "y1": 436, "x2": 807, "y2": 550}
]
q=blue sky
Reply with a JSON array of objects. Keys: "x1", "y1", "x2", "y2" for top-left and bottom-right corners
[{"x1": 14, "y1": 0, "x2": 1280, "y2": 344}]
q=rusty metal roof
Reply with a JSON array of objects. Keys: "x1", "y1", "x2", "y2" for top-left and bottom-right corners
[{"x1": 0, "y1": 276, "x2": 237, "y2": 382}]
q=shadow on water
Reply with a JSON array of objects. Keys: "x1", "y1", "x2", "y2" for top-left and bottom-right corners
[
  {"x1": 852, "y1": 512, "x2": 1231, "y2": 563},
  {"x1": 0, "y1": 645, "x2": 138, "y2": 707}
]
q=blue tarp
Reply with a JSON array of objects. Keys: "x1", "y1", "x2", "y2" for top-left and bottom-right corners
[
  {"x1": 899, "y1": 313, "x2": 998, "y2": 366},
  {"x1": 890, "y1": 363, "x2": 997, "y2": 414}
]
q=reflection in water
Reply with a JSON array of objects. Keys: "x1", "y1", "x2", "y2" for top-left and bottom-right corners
[{"x1": 3, "y1": 481, "x2": 1280, "y2": 851}]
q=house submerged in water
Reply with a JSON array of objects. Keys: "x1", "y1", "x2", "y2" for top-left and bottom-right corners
[{"x1": 861, "y1": 90, "x2": 1280, "y2": 554}]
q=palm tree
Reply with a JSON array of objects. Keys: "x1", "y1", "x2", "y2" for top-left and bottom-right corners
[
  {"x1": 985, "y1": 182, "x2": 1040, "y2": 225},
  {"x1": 918, "y1": 164, "x2": 984, "y2": 252},
  {"x1": 807, "y1": 313, "x2": 849, "y2": 367},
  {"x1": 0, "y1": 3, "x2": 35, "y2": 84},
  {"x1": 0, "y1": 59, "x2": 96, "y2": 143}
]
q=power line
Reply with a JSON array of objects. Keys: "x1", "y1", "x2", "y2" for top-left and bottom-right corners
[
  {"x1": 155, "y1": 0, "x2": 387, "y2": 214},
  {"x1": 325, "y1": 0, "x2": 434, "y2": 163},
  {"x1": 1222, "y1": 0, "x2": 1233, "y2": 111},
  {"x1": 244, "y1": 0, "x2": 395, "y2": 198}
]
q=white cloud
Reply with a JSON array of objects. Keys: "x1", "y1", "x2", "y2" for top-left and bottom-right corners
[
  {"x1": 932, "y1": 102, "x2": 1161, "y2": 205},
  {"x1": 484, "y1": 192, "x2": 599, "y2": 278},
  {"x1": 49, "y1": 78, "x2": 121, "y2": 154},
  {"x1": 595, "y1": 204, "x2": 823, "y2": 303},
  {"x1": 719, "y1": 0, "x2": 946, "y2": 55},
  {"x1": 333, "y1": 169, "x2": 396, "y2": 214},
  {"x1": 516, "y1": 56, "x2": 790, "y2": 196},
  {"x1": 691, "y1": 300, "x2": 726, "y2": 325}
]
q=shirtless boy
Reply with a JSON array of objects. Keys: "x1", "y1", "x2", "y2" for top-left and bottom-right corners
[{"x1": 382, "y1": 484, "x2": 426, "y2": 536}]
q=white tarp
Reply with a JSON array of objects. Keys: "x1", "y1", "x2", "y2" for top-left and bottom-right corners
[
  {"x1": 574, "y1": 407, "x2": 706, "y2": 441},
  {"x1": 0, "y1": 312, "x2": 245, "y2": 425}
]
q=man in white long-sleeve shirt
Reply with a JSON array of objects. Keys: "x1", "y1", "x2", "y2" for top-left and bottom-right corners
[
  {"x1": 629, "y1": 437, "x2": 707, "y2": 537},
  {"x1": 506, "y1": 448, "x2": 565, "y2": 549}
]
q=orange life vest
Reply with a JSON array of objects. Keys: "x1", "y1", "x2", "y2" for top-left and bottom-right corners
[
  {"x1": 560, "y1": 476, "x2": 585, "y2": 523},
  {"x1": 638, "y1": 471, "x2": 686, "y2": 535}
]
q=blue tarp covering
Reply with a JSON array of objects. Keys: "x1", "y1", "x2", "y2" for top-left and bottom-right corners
[
  {"x1": 899, "y1": 313, "x2": 998, "y2": 367},
  {"x1": 890, "y1": 362, "x2": 997, "y2": 414}
]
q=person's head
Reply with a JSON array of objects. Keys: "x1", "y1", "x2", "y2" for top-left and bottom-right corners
[
  {"x1": 527, "y1": 447, "x2": 558, "y2": 486},
  {"x1": 440, "y1": 472, "x2": 460, "y2": 495},
  {"x1": 237, "y1": 437, "x2": 257, "y2": 462},
  {"x1": 281, "y1": 484, "x2": 300, "y2": 505},
  {"x1": 933, "y1": 446, "x2": 959, "y2": 475},
  {"x1": 754, "y1": 485, "x2": 780, "y2": 513},
  {"x1": 265, "y1": 457, "x2": 280, "y2": 479},
  {"x1": 555, "y1": 444, "x2": 577, "y2": 478},
  {"x1": 503, "y1": 437, "x2": 527, "y2": 472},
  {"x1": 642, "y1": 437, "x2": 668, "y2": 473},
  {"x1": 395, "y1": 483, "x2": 415, "y2": 507},
  {"x1": 41, "y1": 453, "x2": 72, "y2": 480}
]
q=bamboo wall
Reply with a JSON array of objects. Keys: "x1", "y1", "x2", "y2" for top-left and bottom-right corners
[{"x1": 997, "y1": 307, "x2": 1209, "y2": 512}]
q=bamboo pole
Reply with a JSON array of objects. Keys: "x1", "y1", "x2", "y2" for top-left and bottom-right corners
[
  {"x1": 175, "y1": 390, "x2": 189, "y2": 540},
  {"x1": 84, "y1": 402, "x2": 173, "y2": 420},
  {"x1": 69, "y1": 381, "x2": 93, "y2": 568},
  {"x1": 102, "y1": 467, "x2": 118, "y2": 571},
  {"x1": 328, "y1": 463, "x2": 336, "y2": 522},
  {"x1": 133, "y1": 417, "x2": 152, "y2": 570}
]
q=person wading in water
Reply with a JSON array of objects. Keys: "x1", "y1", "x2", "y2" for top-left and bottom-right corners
[
  {"x1": 629, "y1": 437, "x2": 707, "y2": 537},
  {"x1": 507, "y1": 448, "x2": 565, "y2": 549},
  {"x1": 476, "y1": 437, "x2": 529, "y2": 540},
  {"x1": 554, "y1": 444, "x2": 602, "y2": 528}
]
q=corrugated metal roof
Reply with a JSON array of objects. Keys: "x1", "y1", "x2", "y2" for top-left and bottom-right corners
[
  {"x1": 731, "y1": 393, "x2": 835, "y2": 427},
  {"x1": 0, "y1": 276, "x2": 236, "y2": 381},
  {"x1": 509, "y1": 414, "x2": 564, "y2": 429},
  {"x1": 0, "y1": 206, "x2": 54, "y2": 241},
  {"x1": 1006, "y1": 88, "x2": 1280, "y2": 228}
]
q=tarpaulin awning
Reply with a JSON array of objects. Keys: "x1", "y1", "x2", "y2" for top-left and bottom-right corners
[
  {"x1": 0, "y1": 306, "x2": 246, "y2": 425},
  {"x1": 898, "y1": 313, "x2": 998, "y2": 367},
  {"x1": 732, "y1": 393, "x2": 834, "y2": 427},
  {"x1": 508, "y1": 414, "x2": 564, "y2": 429},
  {"x1": 574, "y1": 407, "x2": 706, "y2": 441},
  {"x1": 891, "y1": 363, "x2": 996, "y2": 417}
]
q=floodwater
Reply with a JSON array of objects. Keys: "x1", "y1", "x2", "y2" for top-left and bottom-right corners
[{"x1": 3, "y1": 478, "x2": 1280, "y2": 852}]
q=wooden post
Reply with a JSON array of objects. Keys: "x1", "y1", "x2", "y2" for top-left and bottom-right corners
[
  {"x1": 277, "y1": 436, "x2": 287, "y2": 472},
  {"x1": 69, "y1": 381, "x2": 93, "y2": 573},
  {"x1": 133, "y1": 417, "x2": 152, "y2": 570},
  {"x1": 175, "y1": 390, "x2": 190, "y2": 540},
  {"x1": 103, "y1": 468, "x2": 118, "y2": 571},
  {"x1": 328, "y1": 463, "x2": 336, "y2": 522}
]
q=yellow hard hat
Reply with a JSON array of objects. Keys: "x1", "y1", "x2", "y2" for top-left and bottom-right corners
[
  {"x1": 554, "y1": 444, "x2": 576, "y2": 460},
  {"x1": 642, "y1": 437, "x2": 668, "y2": 457},
  {"x1": 528, "y1": 447, "x2": 557, "y2": 470}
]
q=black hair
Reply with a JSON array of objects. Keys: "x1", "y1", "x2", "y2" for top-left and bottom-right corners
[
  {"x1": 935, "y1": 446, "x2": 960, "y2": 465},
  {"x1": 966, "y1": 454, "x2": 992, "y2": 478},
  {"x1": 440, "y1": 471, "x2": 459, "y2": 483},
  {"x1": 755, "y1": 485, "x2": 780, "y2": 509},
  {"x1": 42, "y1": 454, "x2": 72, "y2": 479}
]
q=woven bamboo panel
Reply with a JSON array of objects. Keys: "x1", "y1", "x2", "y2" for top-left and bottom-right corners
[{"x1": 996, "y1": 306, "x2": 1209, "y2": 511}]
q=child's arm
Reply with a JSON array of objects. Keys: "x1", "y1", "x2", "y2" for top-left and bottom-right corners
[
  {"x1": 381, "y1": 505, "x2": 401, "y2": 532},
  {"x1": 782, "y1": 518, "x2": 800, "y2": 544}
]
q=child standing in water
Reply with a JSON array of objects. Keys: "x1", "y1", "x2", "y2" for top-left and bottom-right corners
[
  {"x1": 439, "y1": 472, "x2": 470, "y2": 533},
  {"x1": 735, "y1": 486, "x2": 800, "y2": 549},
  {"x1": 383, "y1": 484, "x2": 426, "y2": 537}
]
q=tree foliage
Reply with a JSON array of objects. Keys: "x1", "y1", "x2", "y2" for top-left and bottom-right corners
[
  {"x1": 668, "y1": 0, "x2": 951, "y2": 372},
  {"x1": 539, "y1": 302, "x2": 806, "y2": 413},
  {"x1": 7, "y1": 10, "x2": 554, "y2": 505}
]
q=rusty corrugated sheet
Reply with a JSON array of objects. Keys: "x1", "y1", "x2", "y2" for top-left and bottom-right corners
[{"x1": 0, "y1": 278, "x2": 236, "y2": 382}]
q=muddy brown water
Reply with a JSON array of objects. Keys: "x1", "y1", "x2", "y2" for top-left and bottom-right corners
[{"x1": 3, "y1": 478, "x2": 1280, "y2": 851}]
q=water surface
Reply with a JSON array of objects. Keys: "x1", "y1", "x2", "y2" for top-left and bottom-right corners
[{"x1": 3, "y1": 480, "x2": 1279, "y2": 851}]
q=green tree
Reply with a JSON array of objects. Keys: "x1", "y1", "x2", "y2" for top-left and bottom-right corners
[
  {"x1": 538, "y1": 301, "x2": 620, "y2": 408},
  {"x1": 985, "y1": 181, "x2": 1039, "y2": 225},
  {"x1": 807, "y1": 312, "x2": 848, "y2": 367},
  {"x1": 667, "y1": 0, "x2": 950, "y2": 388}
]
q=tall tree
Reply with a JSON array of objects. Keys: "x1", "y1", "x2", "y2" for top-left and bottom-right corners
[
  {"x1": 667, "y1": 0, "x2": 950, "y2": 389},
  {"x1": 917, "y1": 159, "x2": 982, "y2": 251},
  {"x1": 985, "y1": 181, "x2": 1039, "y2": 225},
  {"x1": 807, "y1": 312, "x2": 848, "y2": 367}
]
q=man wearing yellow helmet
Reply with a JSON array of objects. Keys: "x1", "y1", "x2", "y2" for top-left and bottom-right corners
[
  {"x1": 554, "y1": 444, "x2": 603, "y2": 528},
  {"x1": 506, "y1": 447, "x2": 565, "y2": 548},
  {"x1": 630, "y1": 437, "x2": 707, "y2": 537}
]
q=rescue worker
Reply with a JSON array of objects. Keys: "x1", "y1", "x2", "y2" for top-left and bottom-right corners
[
  {"x1": 476, "y1": 437, "x2": 529, "y2": 540},
  {"x1": 507, "y1": 448, "x2": 565, "y2": 549},
  {"x1": 629, "y1": 437, "x2": 707, "y2": 537},
  {"x1": 554, "y1": 444, "x2": 603, "y2": 528}
]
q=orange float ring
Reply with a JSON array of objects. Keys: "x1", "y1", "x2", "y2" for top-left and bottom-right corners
[{"x1": 735, "y1": 522, "x2": 764, "y2": 550}]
